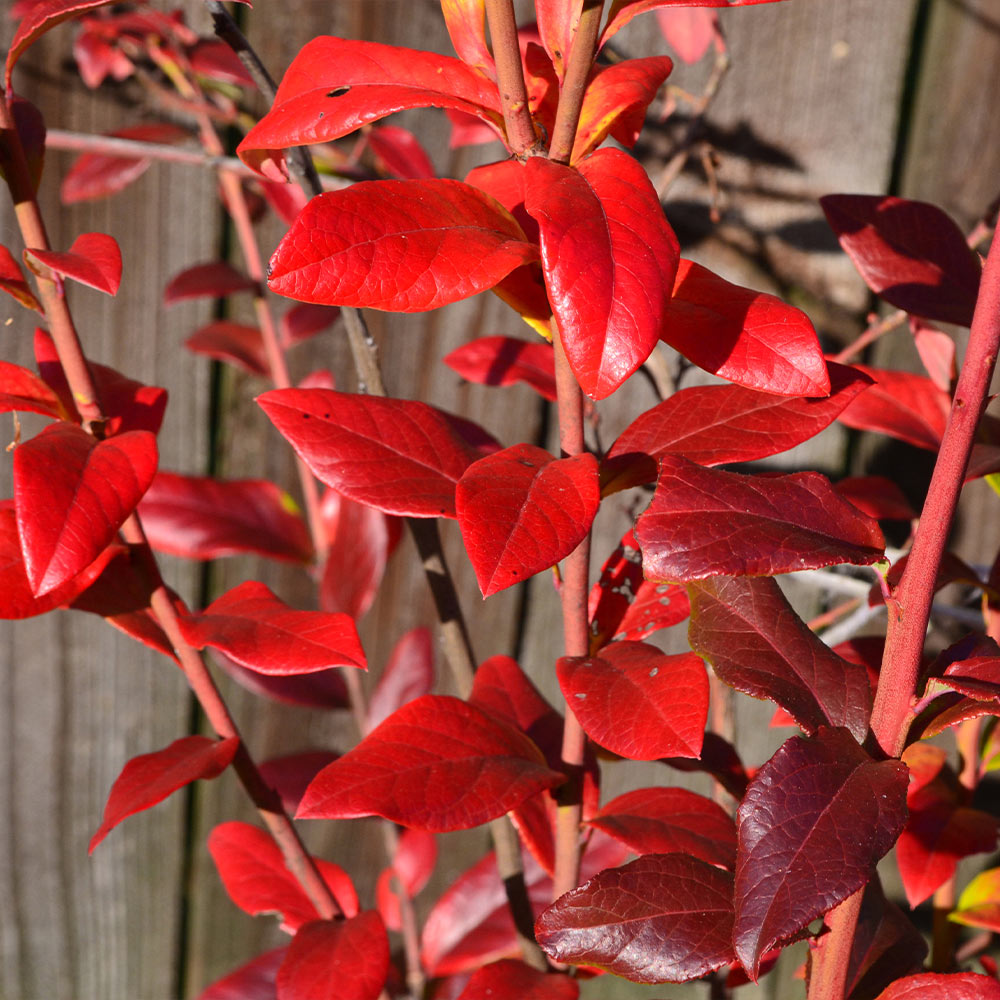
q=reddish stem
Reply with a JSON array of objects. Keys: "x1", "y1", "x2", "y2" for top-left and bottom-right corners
[
  {"x1": 806, "y1": 889, "x2": 865, "y2": 1000},
  {"x1": 548, "y1": 0, "x2": 603, "y2": 164},
  {"x1": 484, "y1": 0, "x2": 541, "y2": 157}
]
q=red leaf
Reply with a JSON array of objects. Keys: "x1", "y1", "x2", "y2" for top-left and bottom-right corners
[
  {"x1": 536, "y1": 853, "x2": 736, "y2": 983},
  {"x1": 24, "y1": 232, "x2": 122, "y2": 295},
  {"x1": 188, "y1": 39, "x2": 254, "y2": 86},
  {"x1": 457, "y1": 960, "x2": 579, "y2": 1000},
  {"x1": 601, "y1": 0, "x2": 786, "y2": 47},
  {"x1": 734, "y1": 728, "x2": 908, "y2": 978},
  {"x1": 636, "y1": 456, "x2": 884, "y2": 581},
  {"x1": 587, "y1": 787, "x2": 736, "y2": 869},
  {"x1": 208, "y1": 821, "x2": 358, "y2": 932},
  {"x1": 444, "y1": 336, "x2": 557, "y2": 401},
  {"x1": 873, "y1": 973, "x2": 1000, "y2": 1000},
  {"x1": 366, "y1": 627, "x2": 435, "y2": 732},
  {"x1": 258, "y1": 389, "x2": 481, "y2": 518},
  {"x1": 524, "y1": 149, "x2": 679, "y2": 399},
  {"x1": 276, "y1": 914, "x2": 389, "y2": 1000},
  {"x1": 267, "y1": 179, "x2": 536, "y2": 312},
  {"x1": 185, "y1": 321, "x2": 269, "y2": 376},
  {"x1": 557, "y1": 641, "x2": 707, "y2": 759},
  {"x1": 197, "y1": 948, "x2": 285, "y2": 1000},
  {"x1": 297, "y1": 695, "x2": 564, "y2": 831},
  {"x1": 602, "y1": 362, "x2": 871, "y2": 493},
  {"x1": 258, "y1": 751, "x2": 340, "y2": 814},
  {"x1": 368, "y1": 124, "x2": 436, "y2": 180},
  {"x1": 179, "y1": 580, "x2": 366, "y2": 675},
  {"x1": 90, "y1": 735, "x2": 238, "y2": 853},
  {"x1": 911, "y1": 319, "x2": 955, "y2": 392},
  {"x1": 216, "y1": 654, "x2": 348, "y2": 711},
  {"x1": 663, "y1": 259, "x2": 830, "y2": 396},
  {"x1": 834, "y1": 476, "x2": 917, "y2": 521},
  {"x1": 535, "y1": 0, "x2": 580, "y2": 80},
  {"x1": 687, "y1": 576, "x2": 873, "y2": 741},
  {"x1": 456, "y1": 444, "x2": 599, "y2": 597},
  {"x1": 237, "y1": 37, "x2": 503, "y2": 176},
  {"x1": 440, "y1": 0, "x2": 494, "y2": 77},
  {"x1": 0, "y1": 360, "x2": 68, "y2": 420},
  {"x1": 376, "y1": 827, "x2": 437, "y2": 930},
  {"x1": 0, "y1": 244, "x2": 43, "y2": 312},
  {"x1": 14, "y1": 423, "x2": 157, "y2": 595},
  {"x1": 279, "y1": 303, "x2": 340, "y2": 348},
  {"x1": 656, "y1": 8, "x2": 719, "y2": 63},
  {"x1": 163, "y1": 261, "x2": 256, "y2": 305},
  {"x1": 821, "y1": 195, "x2": 981, "y2": 326},
  {"x1": 137, "y1": 471, "x2": 312, "y2": 563},
  {"x1": 661, "y1": 731, "x2": 750, "y2": 801}
]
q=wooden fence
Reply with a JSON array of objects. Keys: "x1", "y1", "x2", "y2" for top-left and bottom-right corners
[{"x1": 1, "y1": 0, "x2": 998, "y2": 997}]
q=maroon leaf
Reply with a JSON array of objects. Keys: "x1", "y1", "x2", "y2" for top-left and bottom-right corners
[
  {"x1": 661, "y1": 731, "x2": 750, "y2": 801},
  {"x1": 185, "y1": 321, "x2": 269, "y2": 376},
  {"x1": 268, "y1": 179, "x2": 536, "y2": 312},
  {"x1": 524, "y1": 149, "x2": 679, "y2": 399},
  {"x1": 558, "y1": 641, "x2": 707, "y2": 759},
  {"x1": 587, "y1": 787, "x2": 736, "y2": 869},
  {"x1": 258, "y1": 389, "x2": 482, "y2": 518},
  {"x1": 602, "y1": 362, "x2": 871, "y2": 493},
  {"x1": 208, "y1": 821, "x2": 358, "y2": 932},
  {"x1": 733, "y1": 727, "x2": 908, "y2": 978},
  {"x1": 90, "y1": 736, "x2": 238, "y2": 853},
  {"x1": 873, "y1": 973, "x2": 1000, "y2": 1000},
  {"x1": 457, "y1": 960, "x2": 579, "y2": 1000},
  {"x1": 215, "y1": 654, "x2": 348, "y2": 711},
  {"x1": 24, "y1": 232, "x2": 122, "y2": 295},
  {"x1": 0, "y1": 244, "x2": 43, "y2": 312},
  {"x1": 663, "y1": 259, "x2": 830, "y2": 396},
  {"x1": 258, "y1": 751, "x2": 340, "y2": 814},
  {"x1": 137, "y1": 472, "x2": 312, "y2": 563},
  {"x1": 601, "y1": 0, "x2": 784, "y2": 47},
  {"x1": 0, "y1": 360, "x2": 69, "y2": 420},
  {"x1": 821, "y1": 195, "x2": 981, "y2": 326},
  {"x1": 687, "y1": 576, "x2": 873, "y2": 740},
  {"x1": 536, "y1": 853, "x2": 736, "y2": 982},
  {"x1": 276, "y1": 913, "x2": 389, "y2": 1000},
  {"x1": 636, "y1": 455, "x2": 884, "y2": 581},
  {"x1": 163, "y1": 261, "x2": 256, "y2": 305},
  {"x1": 197, "y1": 948, "x2": 285, "y2": 1000},
  {"x1": 457, "y1": 444, "x2": 599, "y2": 597},
  {"x1": 366, "y1": 627, "x2": 435, "y2": 732},
  {"x1": 179, "y1": 580, "x2": 366, "y2": 675},
  {"x1": 280, "y1": 303, "x2": 341, "y2": 347},
  {"x1": 834, "y1": 476, "x2": 918, "y2": 521},
  {"x1": 297, "y1": 695, "x2": 564, "y2": 831},
  {"x1": 14, "y1": 423, "x2": 157, "y2": 595},
  {"x1": 444, "y1": 335, "x2": 557, "y2": 401},
  {"x1": 237, "y1": 37, "x2": 503, "y2": 177}
]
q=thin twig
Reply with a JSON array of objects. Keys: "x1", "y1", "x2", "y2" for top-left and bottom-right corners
[
  {"x1": 548, "y1": 0, "x2": 603, "y2": 164},
  {"x1": 484, "y1": 0, "x2": 542, "y2": 157}
]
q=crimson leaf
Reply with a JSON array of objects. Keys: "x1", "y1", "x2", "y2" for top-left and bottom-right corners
[
  {"x1": 197, "y1": 948, "x2": 286, "y2": 1000},
  {"x1": 457, "y1": 959, "x2": 579, "y2": 1000},
  {"x1": 24, "y1": 232, "x2": 122, "y2": 295},
  {"x1": 873, "y1": 973, "x2": 1000, "y2": 1000},
  {"x1": 443, "y1": 335, "x2": 557, "y2": 401},
  {"x1": 163, "y1": 261, "x2": 256, "y2": 304},
  {"x1": 366, "y1": 627, "x2": 434, "y2": 732}
]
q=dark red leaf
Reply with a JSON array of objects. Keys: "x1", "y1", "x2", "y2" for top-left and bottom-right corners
[
  {"x1": 208, "y1": 821, "x2": 358, "y2": 932},
  {"x1": 456, "y1": 444, "x2": 599, "y2": 597},
  {"x1": 90, "y1": 736, "x2": 238, "y2": 853},
  {"x1": 14, "y1": 423, "x2": 157, "y2": 595},
  {"x1": 444, "y1": 335, "x2": 557, "y2": 401},
  {"x1": 24, "y1": 232, "x2": 122, "y2": 295},
  {"x1": 834, "y1": 476, "x2": 918, "y2": 521},
  {"x1": 258, "y1": 751, "x2": 340, "y2": 814},
  {"x1": 602, "y1": 362, "x2": 871, "y2": 493},
  {"x1": 185, "y1": 321, "x2": 269, "y2": 376},
  {"x1": 163, "y1": 261, "x2": 256, "y2": 305},
  {"x1": 873, "y1": 973, "x2": 1000, "y2": 1000},
  {"x1": 688, "y1": 576, "x2": 873, "y2": 740},
  {"x1": 366, "y1": 627, "x2": 435, "y2": 732},
  {"x1": 280, "y1": 304, "x2": 341, "y2": 347},
  {"x1": 821, "y1": 195, "x2": 981, "y2": 326},
  {"x1": 368, "y1": 124, "x2": 436, "y2": 179},
  {"x1": 197, "y1": 948, "x2": 286, "y2": 1000},
  {"x1": 536, "y1": 853, "x2": 736, "y2": 983},
  {"x1": 661, "y1": 731, "x2": 750, "y2": 801},
  {"x1": 297, "y1": 695, "x2": 564, "y2": 831},
  {"x1": 0, "y1": 360, "x2": 68, "y2": 420},
  {"x1": 258, "y1": 389, "x2": 482, "y2": 518},
  {"x1": 601, "y1": 0, "x2": 784, "y2": 47},
  {"x1": 179, "y1": 580, "x2": 366, "y2": 675},
  {"x1": 663, "y1": 259, "x2": 830, "y2": 396},
  {"x1": 276, "y1": 913, "x2": 389, "y2": 1000},
  {"x1": 587, "y1": 787, "x2": 736, "y2": 869},
  {"x1": 524, "y1": 149, "x2": 679, "y2": 399},
  {"x1": 237, "y1": 37, "x2": 503, "y2": 177},
  {"x1": 215, "y1": 654, "x2": 348, "y2": 711},
  {"x1": 734, "y1": 727, "x2": 908, "y2": 978},
  {"x1": 557, "y1": 641, "x2": 707, "y2": 759},
  {"x1": 636, "y1": 456, "x2": 884, "y2": 581},
  {"x1": 457, "y1": 960, "x2": 579, "y2": 1000},
  {"x1": 268, "y1": 179, "x2": 536, "y2": 312},
  {"x1": 137, "y1": 471, "x2": 312, "y2": 563},
  {"x1": 656, "y1": 8, "x2": 719, "y2": 63},
  {"x1": 0, "y1": 244, "x2": 43, "y2": 312}
]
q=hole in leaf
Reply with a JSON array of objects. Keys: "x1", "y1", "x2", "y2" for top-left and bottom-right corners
[{"x1": 327, "y1": 87, "x2": 351, "y2": 98}]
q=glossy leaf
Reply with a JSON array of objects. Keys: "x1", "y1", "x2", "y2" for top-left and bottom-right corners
[
  {"x1": 821, "y1": 195, "x2": 981, "y2": 326},
  {"x1": 297, "y1": 695, "x2": 564, "y2": 830},
  {"x1": 185, "y1": 321, "x2": 269, "y2": 376},
  {"x1": 601, "y1": 0, "x2": 783, "y2": 46},
  {"x1": 440, "y1": 0, "x2": 494, "y2": 77},
  {"x1": 637, "y1": 455, "x2": 885, "y2": 581},
  {"x1": 0, "y1": 361, "x2": 69, "y2": 420},
  {"x1": 587, "y1": 787, "x2": 736, "y2": 869},
  {"x1": 0, "y1": 244, "x2": 43, "y2": 312},
  {"x1": 163, "y1": 261, "x2": 256, "y2": 304},
  {"x1": 874, "y1": 973, "x2": 1000, "y2": 1000},
  {"x1": 444, "y1": 335, "x2": 557, "y2": 401},
  {"x1": 950, "y1": 867, "x2": 1000, "y2": 932},
  {"x1": 137, "y1": 471, "x2": 312, "y2": 562},
  {"x1": 237, "y1": 37, "x2": 504, "y2": 176},
  {"x1": 24, "y1": 232, "x2": 122, "y2": 295},
  {"x1": 525, "y1": 149, "x2": 679, "y2": 399},
  {"x1": 90, "y1": 736, "x2": 238, "y2": 852},
  {"x1": 457, "y1": 444, "x2": 599, "y2": 597},
  {"x1": 366, "y1": 627, "x2": 435, "y2": 732},
  {"x1": 734, "y1": 727, "x2": 908, "y2": 978},
  {"x1": 276, "y1": 913, "x2": 389, "y2": 1000},
  {"x1": 557, "y1": 641, "x2": 707, "y2": 759},
  {"x1": 457, "y1": 960, "x2": 579, "y2": 1000},
  {"x1": 258, "y1": 389, "x2": 482, "y2": 518},
  {"x1": 602, "y1": 362, "x2": 871, "y2": 493},
  {"x1": 197, "y1": 948, "x2": 286, "y2": 1000},
  {"x1": 687, "y1": 576, "x2": 873, "y2": 740},
  {"x1": 208, "y1": 821, "x2": 358, "y2": 932},
  {"x1": 258, "y1": 751, "x2": 340, "y2": 814},
  {"x1": 536, "y1": 853, "x2": 735, "y2": 982},
  {"x1": 268, "y1": 179, "x2": 536, "y2": 312},
  {"x1": 14, "y1": 423, "x2": 157, "y2": 596}
]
